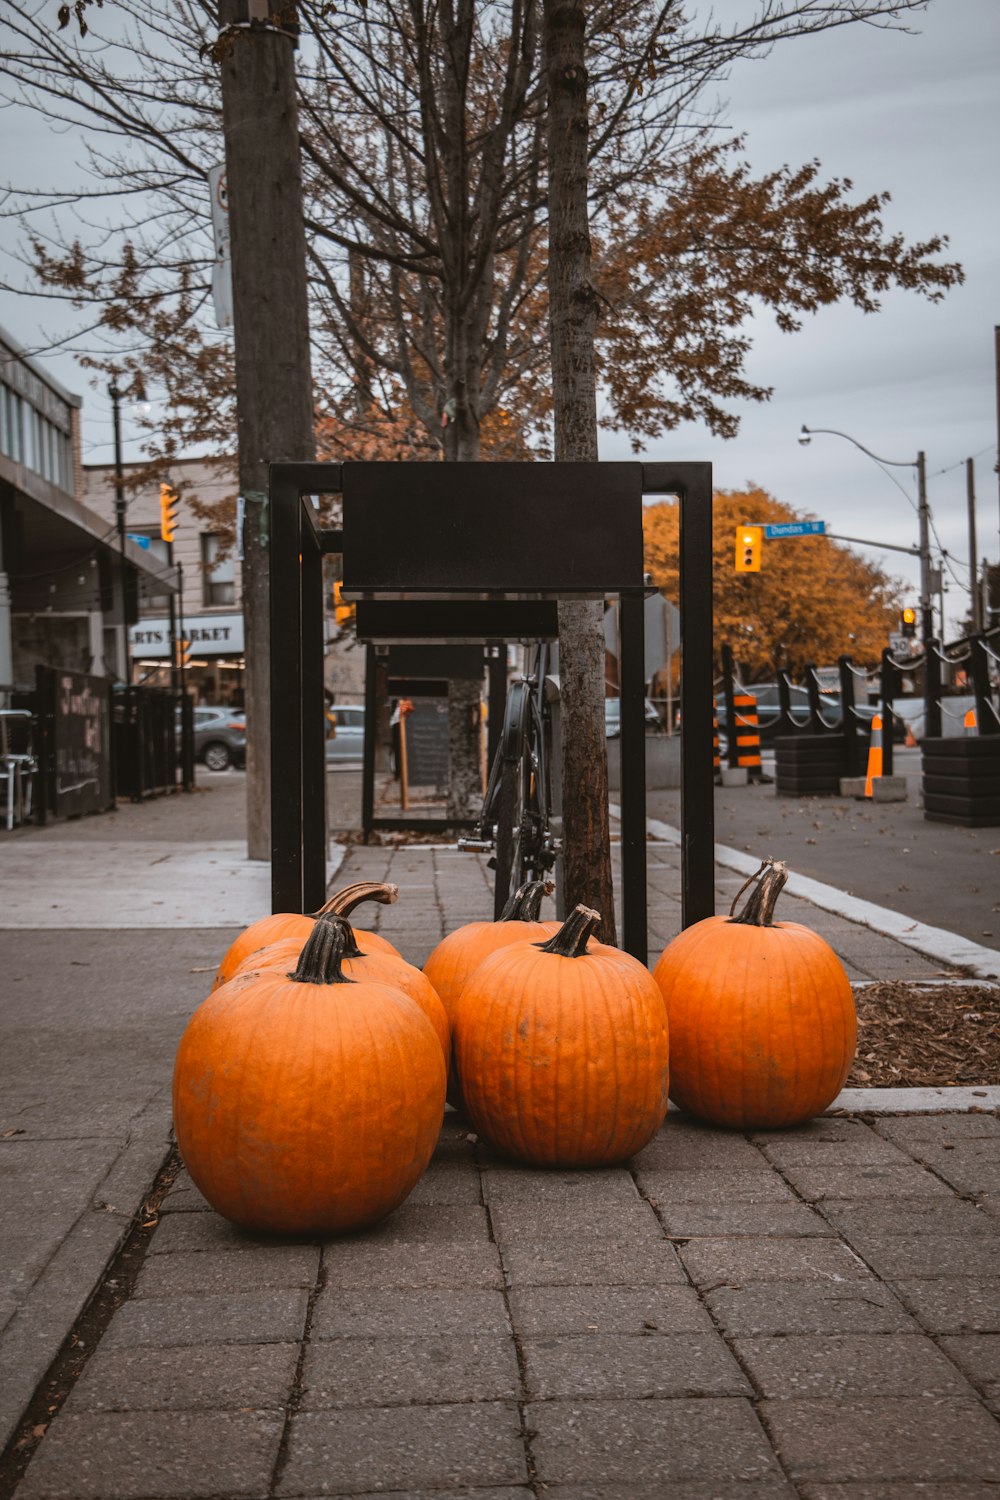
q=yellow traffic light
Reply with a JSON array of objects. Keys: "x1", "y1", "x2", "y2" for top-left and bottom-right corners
[
  {"x1": 176, "y1": 637, "x2": 190, "y2": 669},
  {"x1": 333, "y1": 581, "x2": 354, "y2": 628},
  {"x1": 160, "y1": 482, "x2": 179, "y2": 543},
  {"x1": 735, "y1": 525, "x2": 762, "y2": 574},
  {"x1": 901, "y1": 606, "x2": 917, "y2": 638}
]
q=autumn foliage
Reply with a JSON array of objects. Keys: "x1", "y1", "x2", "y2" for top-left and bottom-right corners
[{"x1": 643, "y1": 489, "x2": 900, "y2": 679}]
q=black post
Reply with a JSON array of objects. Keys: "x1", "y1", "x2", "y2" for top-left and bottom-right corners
[
  {"x1": 879, "y1": 650, "x2": 895, "y2": 777},
  {"x1": 269, "y1": 468, "x2": 304, "y2": 913},
  {"x1": 108, "y1": 382, "x2": 132, "y2": 686},
  {"x1": 619, "y1": 589, "x2": 647, "y2": 963},
  {"x1": 970, "y1": 634, "x2": 1000, "y2": 734},
  {"x1": 676, "y1": 467, "x2": 714, "y2": 928},
  {"x1": 361, "y1": 644, "x2": 377, "y2": 842},
  {"x1": 487, "y1": 646, "x2": 506, "y2": 772},
  {"x1": 167, "y1": 540, "x2": 179, "y2": 692},
  {"x1": 720, "y1": 644, "x2": 738, "y2": 770},
  {"x1": 302, "y1": 513, "x2": 327, "y2": 911},
  {"x1": 838, "y1": 655, "x2": 861, "y2": 777},
  {"x1": 804, "y1": 663, "x2": 822, "y2": 733},
  {"x1": 925, "y1": 640, "x2": 943, "y2": 741},
  {"x1": 777, "y1": 672, "x2": 794, "y2": 735}
]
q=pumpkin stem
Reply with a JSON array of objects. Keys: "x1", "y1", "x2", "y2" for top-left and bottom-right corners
[
  {"x1": 536, "y1": 904, "x2": 602, "y2": 958},
  {"x1": 729, "y1": 859, "x2": 789, "y2": 926},
  {"x1": 313, "y1": 880, "x2": 398, "y2": 920},
  {"x1": 498, "y1": 880, "x2": 552, "y2": 923},
  {"x1": 290, "y1": 916, "x2": 355, "y2": 985},
  {"x1": 314, "y1": 913, "x2": 364, "y2": 958}
]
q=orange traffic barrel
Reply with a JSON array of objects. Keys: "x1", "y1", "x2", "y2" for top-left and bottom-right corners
[
  {"x1": 713, "y1": 713, "x2": 721, "y2": 777},
  {"x1": 964, "y1": 708, "x2": 977, "y2": 735},
  {"x1": 733, "y1": 693, "x2": 762, "y2": 773},
  {"x1": 864, "y1": 714, "x2": 884, "y2": 796}
]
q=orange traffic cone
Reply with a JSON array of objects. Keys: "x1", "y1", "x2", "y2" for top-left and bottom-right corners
[
  {"x1": 904, "y1": 721, "x2": 917, "y2": 748},
  {"x1": 864, "y1": 715, "x2": 883, "y2": 797},
  {"x1": 964, "y1": 708, "x2": 977, "y2": 735}
]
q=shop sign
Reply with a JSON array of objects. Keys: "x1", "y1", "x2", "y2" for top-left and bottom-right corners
[{"x1": 130, "y1": 613, "x2": 244, "y2": 658}]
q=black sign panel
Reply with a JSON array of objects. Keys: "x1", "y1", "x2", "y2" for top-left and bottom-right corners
[
  {"x1": 355, "y1": 599, "x2": 559, "y2": 642},
  {"x1": 52, "y1": 670, "x2": 112, "y2": 817},
  {"x1": 385, "y1": 645, "x2": 484, "y2": 680},
  {"x1": 405, "y1": 699, "x2": 449, "y2": 788}
]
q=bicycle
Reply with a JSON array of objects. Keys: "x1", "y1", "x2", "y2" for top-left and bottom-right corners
[{"x1": 458, "y1": 642, "x2": 561, "y2": 917}]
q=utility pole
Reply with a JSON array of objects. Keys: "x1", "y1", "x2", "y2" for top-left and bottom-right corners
[
  {"x1": 218, "y1": 0, "x2": 315, "y2": 862},
  {"x1": 108, "y1": 382, "x2": 132, "y2": 686},
  {"x1": 916, "y1": 450, "x2": 933, "y2": 647},
  {"x1": 968, "y1": 457, "x2": 982, "y2": 634}
]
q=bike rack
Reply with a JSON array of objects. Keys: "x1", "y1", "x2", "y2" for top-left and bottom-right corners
[{"x1": 269, "y1": 459, "x2": 714, "y2": 961}]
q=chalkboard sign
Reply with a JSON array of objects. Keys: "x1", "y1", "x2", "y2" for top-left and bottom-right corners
[
  {"x1": 405, "y1": 699, "x2": 449, "y2": 789},
  {"x1": 52, "y1": 670, "x2": 112, "y2": 817}
]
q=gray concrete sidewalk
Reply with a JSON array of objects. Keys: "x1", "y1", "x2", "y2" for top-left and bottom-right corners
[{"x1": 2, "y1": 772, "x2": 999, "y2": 1494}]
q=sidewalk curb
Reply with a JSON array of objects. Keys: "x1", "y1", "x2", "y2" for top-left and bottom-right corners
[{"x1": 630, "y1": 808, "x2": 1000, "y2": 981}]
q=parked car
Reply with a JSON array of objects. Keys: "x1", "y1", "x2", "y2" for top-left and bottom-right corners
[
  {"x1": 182, "y1": 705, "x2": 246, "y2": 771},
  {"x1": 326, "y1": 703, "x2": 366, "y2": 763},
  {"x1": 715, "y1": 685, "x2": 904, "y2": 746},
  {"x1": 604, "y1": 697, "x2": 662, "y2": 737}
]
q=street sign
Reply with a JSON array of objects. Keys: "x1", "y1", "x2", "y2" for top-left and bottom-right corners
[
  {"x1": 763, "y1": 521, "x2": 826, "y2": 539},
  {"x1": 888, "y1": 632, "x2": 910, "y2": 656}
]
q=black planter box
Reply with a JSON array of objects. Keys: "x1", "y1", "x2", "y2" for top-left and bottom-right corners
[
  {"x1": 921, "y1": 735, "x2": 1000, "y2": 827},
  {"x1": 774, "y1": 734, "x2": 846, "y2": 797}
]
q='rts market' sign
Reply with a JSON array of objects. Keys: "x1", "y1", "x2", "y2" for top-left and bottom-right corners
[{"x1": 130, "y1": 613, "x2": 244, "y2": 659}]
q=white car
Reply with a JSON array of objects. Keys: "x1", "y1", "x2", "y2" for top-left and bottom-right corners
[{"x1": 326, "y1": 704, "x2": 365, "y2": 763}]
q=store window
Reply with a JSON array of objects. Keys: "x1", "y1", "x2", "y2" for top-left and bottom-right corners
[
  {"x1": 201, "y1": 532, "x2": 235, "y2": 607},
  {"x1": 130, "y1": 528, "x2": 172, "y2": 609}
]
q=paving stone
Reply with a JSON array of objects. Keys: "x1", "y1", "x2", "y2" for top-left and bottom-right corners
[
  {"x1": 636, "y1": 1169, "x2": 796, "y2": 1204},
  {"x1": 348, "y1": 1203, "x2": 490, "y2": 1243},
  {"x1": 938, "y1": 1334, "x2": 1000, "y2": 1392},
  {"x1": 62, "y1": 1342, "x2": 300, "y2": 1412},
  {"x1": 17, "y1": 1410, "x2": 284, "y2": 1499},
  {"x1": 734, "y1": 1332, "x2": 974, "y2": 1397},
  {"x1": 481, "y1": 1166, "x2": 640, "y2": 1205},
  {"x1": 501, "y1": 1236, "x2": 686, "y2": 1287},
  {"x1": 158, "y1": 1171, "x2": 213, "y2": 1213},
  {"x1": 311, "y1": 1286, "x2": 510, "y2": 1339},
  {"x1": 658, "y1": 1201, "x2": 835, "y2": 1237},
  {"x1": 875, "y1": 1115, "x2": 1000, "y2": 1143},
  {"x1": 488, "y1": 1200, "x2": 661, "y2": 1241},
  {"x1": 522, "y1": 1331, "x2": 750, "y2": 1399},
  {"x1": 306, "y1": 1492, "x2": 530, "y2": 1500},
  {"x1": 777, "y1": 1162, "x2": 955, "y2": 1202},
  {"x1": 708, "y1": 1281, "x2": 917, "y2": 1336},
  {"x1": 527, "y1": 1397, "x2": 780, "y2": 1485},
  {"x1": 818, "y1": 1199, "x2": 1000, "y2": 1241},
  {"x1": 276, "y1": 1403, "x2": 528, "y2": 1494},
  {"x1": 905, "y1": 1143, "x2": 1000, "y2": 1196},
  {"x1": 892, "y1": 1279, "x2": 1000, "y2": 1334},
  {"x1": 300, "y1": 1334, "x2": 520, "y2": 1407},
  {"x1": 103, "y1": 1289, "x2": 310, "y2": 1349},
  {"x1": 148, "y1": 1211, "x2": 303, "y2": 1255},
  {"x1": 759, "y1": 1135, "x2": 910, "y2": 1167},
  {"x1": 679, "y1": 1235, "x2": 871, "y2": 1285},
  {"x1": 402, "y1": 1163, "x2": 483, "y2": 1205},
  {"x1": 798, "y1": 1484, "x2": 1000, "y2": 1500},
  {"x1": 750, "y1": 1119, "x2": 882, "y2": 1146},
  {"x1": 507, "y1": 1283, "x2": 714, "y2": 1336},
  {"x1": 760, "y1": 1396, "x2": 1000, "y2": 1483},
  {"x1": 630, "y1": 1129, "x2": 773, "y2": 1172},
  {"x1": 133, "y1": 1245, "x2": 320, "y2": 1298},
  {"x1": 322, "y1": 1239, "x2": 503, "y2": 1290},
  {"x1": 846, "y1": 1234, "x2": 1000, "y2": 1280},
  {"x1": 537, "y1": 1487, "x2": 796, "y2": 1500}
]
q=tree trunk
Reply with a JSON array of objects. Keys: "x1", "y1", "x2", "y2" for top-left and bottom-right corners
[
  {"x1": 544, "y1": 0, "x2": 617, "y2": 944},
  {"x1": 219, "y1": 1, "x2": 315, "y2": 861}
]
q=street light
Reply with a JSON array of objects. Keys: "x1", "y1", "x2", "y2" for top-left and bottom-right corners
[{"x1": 798, "y1": 424, "x2": 932, "y2": 647}]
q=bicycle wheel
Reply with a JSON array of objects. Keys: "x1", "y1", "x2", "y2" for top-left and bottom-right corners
[{"x1": 491, "y1": 682, "x2": 532, "y2": 918}]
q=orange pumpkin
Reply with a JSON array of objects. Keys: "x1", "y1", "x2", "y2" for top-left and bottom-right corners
[
  {"x1": 212, "y1": 880, "x2": 400, "y2": 991},
  {"x1": 423, "y1": 881, "x2": 559, "y2": 1027},
  {"x1": 652, "y1": 858, "x2": 857, "y2": 1129},
  {"x1": 173, "y1": 918, "x2": 445, "y2": 1235},
  {"x1": 232, "y1": 915, "x2": 450, "y2": 1060},
  {"x1": 453, "y1": 905, "x2": 670, "y2": 1167}
]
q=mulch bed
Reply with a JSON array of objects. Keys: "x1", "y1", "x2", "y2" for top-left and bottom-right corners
[{"x1": 847, "y1": 981, "x2": 1000, "y2": 1088}]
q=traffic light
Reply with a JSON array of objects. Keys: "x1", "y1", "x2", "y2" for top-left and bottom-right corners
[
  {"x1": 735, "y1": 525, "x2": 763, "y2": 574},
  {"x1": 177, "y1": 637, "x2": 190, "y2": 669},
  {"x1": 333, "y1": 581, "x2": 354, "y2": 628},
  {"x1": 901, "y1": 607, "x2": 917, "y2": 639},
  {"x1": 160, "y1": 482, "x2": 179, "y2": 543}
]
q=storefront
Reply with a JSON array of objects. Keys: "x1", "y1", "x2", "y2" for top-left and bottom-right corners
[{"x1": 130, "y1": 611, "x2": 245, "y2": 705}]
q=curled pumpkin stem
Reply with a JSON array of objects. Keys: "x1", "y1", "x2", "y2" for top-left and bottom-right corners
[
  {"x1": 729, "y1": 859, "x2": 789, "y2": 927},
  {"x1": 499, "y1": 880, "x2": 552, "y2": 923},
  {"x1": 291, "y1": 916, "x2": 354, "y2": 985},
  {"x1": 314, "y1": 881, "x2": 398, "y2": 920},
  {"x1": 537, "y1": 904, "x2": 602, "y2": 958},
  {"x1": 314, "y1": 913, "x2": 364, "y2": 958}
]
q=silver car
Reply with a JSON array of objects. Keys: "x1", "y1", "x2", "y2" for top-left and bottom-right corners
[{"x1": 326, "y1": 703, "x2": 365, "y2": 763}]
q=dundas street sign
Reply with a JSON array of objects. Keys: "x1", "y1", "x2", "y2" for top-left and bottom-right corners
[{"x1": 763, "y1": 521, "x2": 826, "y2": 539}]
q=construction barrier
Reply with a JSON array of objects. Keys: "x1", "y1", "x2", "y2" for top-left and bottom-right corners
[
  {"x1": 864, "y1": 715, "x2": 884, "y2": 797},
  {"x1": 733, "y1": 693, "x2": 762, "y2": 775},
  {"x1": 713, "y1": 713, "x2": 721, "y2": 778}
]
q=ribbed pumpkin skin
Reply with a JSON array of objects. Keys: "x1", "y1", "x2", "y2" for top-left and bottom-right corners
[
  {"x1": 231, "y1": 938, "x2": 450, "y2": 1059},
  {"x1": 453, "y1": 940, "x2": 670, "y2": 1167},
  {"x1": 653, "y1": 916, "x2": 857, "y2": 1129},
  {"x1": 213, "y1": 916, "x2": 396, "y2": 991},
  {"x1": 423, "y1": 918, "x2": 560, "y2": 1026},
  {"x1": 173, "y1": 970, "x2": 445, "y2": 1235}
]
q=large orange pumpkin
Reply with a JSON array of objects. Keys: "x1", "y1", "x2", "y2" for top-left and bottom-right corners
[
  {"x1": 174, "y1": 919, "x2": 446, "y2": 1235},
  {"x1": 652, "y1": 858, "x2": 857, "y2": 1129},
  {"x1": 212, "y1": 880, "x2": 400, "y2": 991},
  {"x1": 231, "y1": 915, "x2": 450, "y2": 1060},
  {"x1": 453, "y1": 905, "x2": 670, "y2": 1167},
  {"x1": 423, "y1": 881, "x2": 560, "y2": 1027}
]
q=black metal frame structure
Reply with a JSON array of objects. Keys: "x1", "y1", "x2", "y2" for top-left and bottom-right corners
[{"x1": 269, "y1": 460, "x2": 713, "y2": 961}]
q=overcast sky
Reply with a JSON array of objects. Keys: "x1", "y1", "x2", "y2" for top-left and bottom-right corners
[{"x1": 1, "y1": 0, "x2": 997, "y2": 635}]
